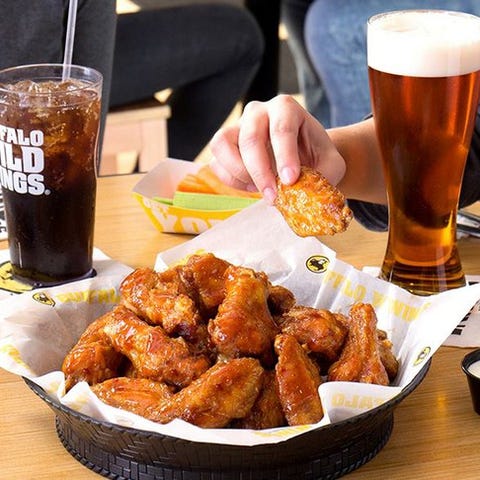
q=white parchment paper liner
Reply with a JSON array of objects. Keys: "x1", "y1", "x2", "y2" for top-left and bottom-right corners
[{"x1": 1, "y1": 201, "x2": 479, "y2": 446}]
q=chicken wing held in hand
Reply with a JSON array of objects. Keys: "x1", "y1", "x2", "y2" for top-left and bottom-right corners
[{"x1": 275, "y1": 166, "x2": 353, "y2": 237}]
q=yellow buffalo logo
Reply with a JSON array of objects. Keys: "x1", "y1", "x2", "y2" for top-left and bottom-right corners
[
  {"x1": 414, "y1": 346, "x2": 431, "y2": 366},
  {"x1": 32, "y1": 291, "x2": 56, "y2": 307},
  {"x1": 306, "y1": 255, "x2": 330, "y2": 274}
]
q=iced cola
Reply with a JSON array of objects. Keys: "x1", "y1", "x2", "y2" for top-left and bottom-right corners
[
  {"x1": 368, "y1": 10, "x2": 480, "y2": 295},
  {"x1": 0, "y1": 64, "x2": 102, "y2": 286}
]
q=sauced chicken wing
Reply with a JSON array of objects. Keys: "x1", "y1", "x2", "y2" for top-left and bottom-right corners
[
  {"x1": 328, "y1": 303, "x2": 389, "y2": 385},
  {"x1": 179, "y1": 253, "x2": 231, "y2": 317},
  {"x1": 102, "y1": 305, "x2": 210, "y2": 388},
  {"x1": 233, "y1": 370, "x2": 286, "y2": 430},
  {"x1": 92, "y1": 377, "x2": 174, "y2": 420},
  {"x1": 63, "y1": 341, "x2": 123, "y2": 392},
  {"x1": 274, "y1": 334, "x2": 324, "y2": 425},
  {"x1": 151, "y1": 358, "x2": 264, "y2": 428},
  {"x1": 120, "y1": 267, "x2": 201, "y2": 339},
  {"x1": 62, "y1": 308, "x2": 125, "y2": 391},
  {"x1": 267, "y1": 284, "x2": 296, "y2": 317},
  {"x1": 208, "y1": 265, "x2": 279, "y2": 365},
  {"x1": 278, "y1": 306, "x2": 347, "y2": 362},
  {"x1": 274, "y1": 166, "x2": 353, "y2": 237},
  {"x1": 377, "y1": 329, "x2": 399, "y2": 381}
]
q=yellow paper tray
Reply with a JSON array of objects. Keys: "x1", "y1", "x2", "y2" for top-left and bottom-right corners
[{"x1": 132, "y1": 158, "x2": 258, "y2": 234}]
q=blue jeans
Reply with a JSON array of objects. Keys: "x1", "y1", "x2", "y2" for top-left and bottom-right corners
[
  {"x1": 281, "y1": 0, "x2": 331, "y2": 126},
  {"x1": 305, "y1": 0, "x2": 480, "y2": 126}
]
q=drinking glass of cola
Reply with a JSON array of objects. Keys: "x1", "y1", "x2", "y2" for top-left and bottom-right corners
[
  {"x1": 0, "y1": 64, "x2": 102, "y2": 286},
  {"x1": 368, "y1": 10, "x2": 480, "y2": 295}
]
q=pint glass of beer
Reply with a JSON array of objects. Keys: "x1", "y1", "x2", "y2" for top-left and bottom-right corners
[
  {"x1": 368, "y1": 10, "x2": 480, "y2": 295},
  {"x1": 0, "y1": 64, "x2": 102, "y2": 286}
]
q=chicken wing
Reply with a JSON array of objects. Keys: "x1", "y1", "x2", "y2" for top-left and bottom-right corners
[
  {"x1": 102, "y1": 305, "x2": 210, "y2": 388},
  {"x1": 178, "y1": 253, "x2": 231, "y2": 317},
  {"x1": 278, "y1": 305, "x2": 347, "y2": 362},
  {"x1": 233, "y1": 370, "x2": 286, "y2": 430},
  {"x1": 267, "y1": 284, "x2": 296, "y2": 317},
  {"x1": 274, "y1": 333, "x2": 324, "y2": 426},
  {"x1": 208, "y1": 265, "x2": 278, "y2": 365},
  {"x1": 151, "y1": 358, "x2": 264, "y2": 428},
  {"x1": 120, "y1": 266, "x2": 201, "y2": 339},
  {"x1": 377, "y1": 329, "x2": 399, "y2": 381},
  {"x1": 62, "y1": 308, "x2": 125, "y2": 391},
  {"x1": 328, "y1": 303, "x2": 389, "y2": 385},
  {"x1": 274, "y1": 166, "x2": 352, "y2": 237},
  {"x1": 92, "y1": 377, "x2": 174, "y2": 420},
  {"x1": 62, "y1": 341, "x2": 124, "y2": 392}
]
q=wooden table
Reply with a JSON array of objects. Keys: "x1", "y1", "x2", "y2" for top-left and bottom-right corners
[{"x1": 1, "y1": 173, "x2": 480, "y2": 479}]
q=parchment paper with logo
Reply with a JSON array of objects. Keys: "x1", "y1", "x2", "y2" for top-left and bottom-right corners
[
  {"x1": 1, "y1": 200, "x2": 480, "y2": 447},
  {"x1": 0, "y1": 247, "x2": 132, "y2": 301}
]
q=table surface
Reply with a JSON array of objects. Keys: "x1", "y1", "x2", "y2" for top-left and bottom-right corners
[{"x1": 1, "y1": 173, "x2": 480, "y2": 479}]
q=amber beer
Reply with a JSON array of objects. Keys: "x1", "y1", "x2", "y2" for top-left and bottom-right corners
[
  {"x1": 368, "y1": 10, "x2": 480, "y2": 295},
  {"x1": 0, "y1": 64, "x2": 102, "y2": 286}
]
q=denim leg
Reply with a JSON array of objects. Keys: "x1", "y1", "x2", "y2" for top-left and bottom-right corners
[
  {"x1": 305, "y1": 0, "x2": 480, "y2": 127},
  {"x1": 281, "y1": 0, "x2": 331, "y2": 126}
]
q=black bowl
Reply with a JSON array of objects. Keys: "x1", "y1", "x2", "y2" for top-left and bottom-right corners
[
  {"x1": 24, "y1": 361, "x2": 430, "y2": 480},
  {"x1": 461, "y1": 348, "x2": 480, "y2": 415}
]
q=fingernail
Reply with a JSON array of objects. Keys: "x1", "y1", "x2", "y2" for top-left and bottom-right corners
[
  {"x1": 263, "y1": 187, "x2": 276, "y2": 205},
  {"x1": 280, "y1": 167, "x2": 296, "y2": 184}
]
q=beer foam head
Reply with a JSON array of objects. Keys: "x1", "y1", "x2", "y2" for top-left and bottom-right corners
[{"x1": 368, "y1": 10, "x2": 480, "y2": 77}]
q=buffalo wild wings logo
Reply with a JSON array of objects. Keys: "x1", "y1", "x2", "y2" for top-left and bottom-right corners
[
  {"x1": 414, "y1": 346, "x2": 431, "y2": 366},
  {"x1": 306, "y1": 255, "x2": 330, "y2": 274},
  {"x1": 0, "y1": 125, "x2": 48, "y2": 196},
  {"x1": 32, "y1": 291, "x2": 56, "y2": 307}
]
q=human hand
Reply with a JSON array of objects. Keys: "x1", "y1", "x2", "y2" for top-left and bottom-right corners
[{"x1": 209, "y1": 95, "x2": 346, "y2": 204}]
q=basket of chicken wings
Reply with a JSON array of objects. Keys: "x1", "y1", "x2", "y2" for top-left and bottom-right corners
[
  {"x1": 14, "y1": 167, "x2": 479, "y2": 479},
  {"x1": 25, "y1": 249, "x2": 428, "y2": 480}
]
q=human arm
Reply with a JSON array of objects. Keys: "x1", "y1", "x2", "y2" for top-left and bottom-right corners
[{"x1": 209, "y1": 95, "x2": 386, "y2": 205}]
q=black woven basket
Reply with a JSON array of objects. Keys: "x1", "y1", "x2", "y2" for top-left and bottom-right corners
[{"x1": 24, "y1": 361, "x2": 429, "y2": 480}]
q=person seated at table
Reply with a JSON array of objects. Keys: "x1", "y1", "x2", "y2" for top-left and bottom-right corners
[
  {"x1": 208, "y1": 95, "x2": 480, "y2": 231},
  {"x1": 0, "y1": 0, "x2": 116, "y2": 155},
  {"x1": 283, "y1": 0, "x2": 480, "y2": 127},
  {"x1": 281, "y1": 0, "x2": 330, "y2": 126},
  {"x1": 110, "y1": 1, "x2": 264, "y2": 162}
]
